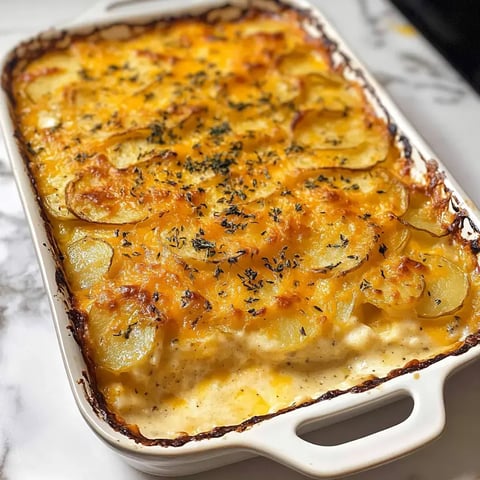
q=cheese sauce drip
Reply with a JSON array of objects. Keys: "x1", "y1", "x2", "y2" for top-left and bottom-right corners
[{"x1": 10, "y1": 9, "x2": 480, "y2": 439}]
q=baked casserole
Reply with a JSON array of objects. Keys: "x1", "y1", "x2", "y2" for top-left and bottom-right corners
[{"x1": 4, "y1": 4, "x2": 480, "y2": 444}]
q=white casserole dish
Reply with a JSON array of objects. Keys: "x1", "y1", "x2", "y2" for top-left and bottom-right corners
[{"x1": 2, "y1": 0, "x2": 480, "y2": 477}]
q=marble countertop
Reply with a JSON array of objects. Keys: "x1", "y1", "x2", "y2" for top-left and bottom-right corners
[{"x1": 1, "y1": 1, "x2": 480, "y2": 479}]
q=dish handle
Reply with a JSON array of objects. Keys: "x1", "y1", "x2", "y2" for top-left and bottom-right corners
[
  {"x1": 239, "y1": 367, "x2": 447, "y2": 478},
  {"x1": 63, "y1": 0, "x2": 225, "y2": 28}
]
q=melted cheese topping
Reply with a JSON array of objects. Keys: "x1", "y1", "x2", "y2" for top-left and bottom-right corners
[{"x1": 9, "y1": 9, "x2": 480, "y2": 439}]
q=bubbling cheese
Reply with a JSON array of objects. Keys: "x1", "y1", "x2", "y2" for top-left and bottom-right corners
[{"x1": 8, "y1": 7, "x2": 480, "y2": 440}]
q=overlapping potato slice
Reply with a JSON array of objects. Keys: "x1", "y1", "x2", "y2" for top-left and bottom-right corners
[
  {"x1": 106, "y1": 49, "x2": 176, "y2": 102},
  {"x1": 297, "y1": 74, "x2": 362, "y2": 112},
  {"x1": 349, "y1": 169, "x2": 408, "y2": 217},
  {"x1": 262, "y1": 72, "x2": 300, "y2": 105},
  {"x1": 286, "y1": 136, "x2": 388, "y2": 170},
  {"x1": 240, "y1": 17, "x2": 292, "y2": 36},
  {"x1": 415, "y1": 254, "x2": 469, "y2": 318},
  {"x1": 65, "y1": 160, "x2": 171, "y2": 224},
  {"x1": 245, "y1": 305, "x2": 327, "y2": 360},
  {"x1": 88, "y1": 288, "x2": 159, "y2": 371},
  {"x1": 65, "y1": 236, "x2": 114, "y2": 290},
  {"x1": 44, "y1": 191, "x2": 77, "y2": 220},
  {"x1": 278, "y1": 48, "x2": 329, "y2": 76},
  {"x1": 299, "y1": 70, "x2": 344, "y2": 89},
  {"x1": 286, "y1": 144, "x2": 380, "y2": 170},
  {"x1": 335, "y1": 168, "x2": 408, "y2": 216},
  {"x1": 292, "y1": 109, "x2": 370, "y2": 150},
  {"x1": 165, "y1": 290, "x2": 227, "y2": 361},
  {"x1": 41, "y1": 172, "x2": 78, "y2": 220},
  {"x1": 21, "y1": 53, "x2": 81, "y2": 102},
  {"x1": 292, "y1": 168, "x2": 408, "y2": 217},
  {"x1": 376, "y1": 216, "x2": 411, "y2": 256},
  {"x1": 101, "y1": 103, "x2": 210, "y2": 169},
  {"x1": 158, "y1": 205, "x2": 271, "y2": 265},
  {"x1": 360, "y1": 256, "x2": 425, "y2": 309},
  {"x1": 290, "y1": 109, "x2": 390, "y2": 167},
  {"x1": 402, "y1": 190, "x2": 452, "y2": 237},
  {"x1": 233, "y1": 116, "x2": 285, "y2": 138},
  {"x1": 223, "y1": 73, "x2": 262, "y2": 105},
  {"x1": 104, "y1": 128, "x2": 165, "y2": 169},
  {"x1": 213, "y1": 169, "x2": 281, "y2": 204},
  {"x1": 103, "y1": 127, "x2": 183, "y2": 169},
  {"x1": 154, "y1": 181, "x2": 315, "y2": 264},
  {"x1": 302, "y1": 210, "x2": 379, "y2": 275},
  {"x1": 238, "y1": 30, "x2": 289, "y2": 66},
  {"x1": 62, "y1": 84, "x2": 100, "y2": 109},
  {"x1": 246, "y1": 281, "x2": 360, "y2": 361}
]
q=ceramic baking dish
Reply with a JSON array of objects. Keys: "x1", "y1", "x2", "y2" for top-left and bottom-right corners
[{"x1": 2, "y1": 0, "x2": 480, "y2": 477}]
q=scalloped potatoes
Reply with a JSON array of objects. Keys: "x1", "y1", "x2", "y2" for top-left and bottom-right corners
[{"x1": 8, "y1": 7, "x2": 480, "y2": 440}]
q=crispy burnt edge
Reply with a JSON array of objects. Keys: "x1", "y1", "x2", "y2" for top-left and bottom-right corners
[{"x1": 2, "y1": 0, "x2": 480, "y2": 448}]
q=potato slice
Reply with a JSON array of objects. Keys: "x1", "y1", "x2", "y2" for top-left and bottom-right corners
[
  {"x1": 104, "y1": 127, "x2": 180, "y2": 169},
  {"x1": 298, "y1": 75, "x2": 362, "y2": 112},
  {"x1": 42, "y1": 172, "x2": 78, "y2": 220},
  {"x1": 294, "y1": 168, "x2": 408, "y2": 217},
  {"x1": 157, "y1": 186, "x2": 316, "y2": 265},
  {"x1": 288, "y1": 108, "x2": 389, "y2": 170},
  {"x1": 292, "y1": 109, "x2": 368, "y2": 150},
  {"x1": 278, "y1": 49, "x2": 329, "y2": 76},
  {"x1": 303, "y1": 211, "x2": 378, "y2": 275},
  {"x1": 159, "y1": 208, "x2": 270, "y2": 265},
  {"x1": 65, "y1": 162, "x2": 170, "y2": 224},
  {"x1": 402, "y1": 191, "x2": 451, "y2": 237},
  {"x1": 106, "y1": 137, "x2": 159, "y2": 170},
  {"x1": 223, "y1": 73, "x2": 261, "y2": 104},
  {"x1": 415, "y1": 254, "x2": 469, "y2": 318},
  {"x1": 378, "y1": 216, "x2": 410, "y2": 255},
  {"x1": 66, "y1": 175, "x2": 149, "y2": 224},
  {"x1": 262, "y1": 72, "x2": 300, "y2": 105},
  {"x1": 286, "y1": 132, "x2": 389, "y2": 170},
  {"x1": 335, "y1": 168, "x2": 408, "y2": 217},
  {"x1": 44, "y1": 191, "x2": 77, "y2": 220},
  {"x1": 103, "y1": 104, "x2": 206, "y2": 169},
  {"x1": 22, "y1": 53, "x2": 81, "y2": 102},
  {"x1": 246, "y1": 283, "x2": 359, "y2": 362},
  {"x1": 299, "y1": 71, "x2": 344, "y2": 88},
  {"x1": 65, "y1": 237, "x2": 113, "y2": 290},
  {"x1": 237, "y1": 125, "x2": 288, "y2": 153},
  {"x1": 361, "y1": 256, "x2": 425, "y2": 308},
  {"x1": 246, "y1": 307, "x2": 327, "y2": 360},
  {"x1": 88, "y1": 289, "x2": 159, "y2": 372},
  {"x1": 234, "y1": 117, "x2": 273, "y2": 136}
]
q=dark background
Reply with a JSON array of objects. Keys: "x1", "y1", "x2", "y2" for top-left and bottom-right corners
[{"x1": 390, "y1": 0, "x2": 480, "y2": 94}]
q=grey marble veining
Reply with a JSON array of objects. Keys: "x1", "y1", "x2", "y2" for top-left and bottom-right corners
[{"x1": 0, "y1": 1, "x2": 480, "y2": 479}]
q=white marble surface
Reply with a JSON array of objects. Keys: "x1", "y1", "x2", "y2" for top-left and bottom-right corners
[{"x1": 1, "y1": 1, "x2": 480, "y2": 479}]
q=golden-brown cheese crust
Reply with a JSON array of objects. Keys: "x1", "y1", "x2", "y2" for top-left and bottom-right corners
[{"x1": 7, "y1": 7, "x2": 480, "y2": 441}]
